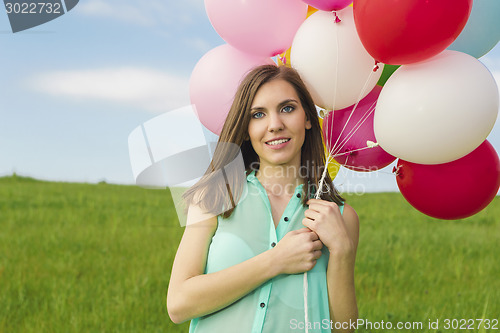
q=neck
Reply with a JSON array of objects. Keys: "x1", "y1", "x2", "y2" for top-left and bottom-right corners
[{"x1": 256, "y1": 162, "x2": 305, "y2": 197}]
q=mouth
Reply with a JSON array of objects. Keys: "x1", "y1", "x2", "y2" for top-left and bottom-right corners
[{"x1": 265, "y1": 138, "x2": 291, "y2": 146}]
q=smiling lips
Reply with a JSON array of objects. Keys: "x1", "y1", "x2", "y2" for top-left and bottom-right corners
[{"x1": 265, "y1": 137, "x2": 291, "y2": 147}]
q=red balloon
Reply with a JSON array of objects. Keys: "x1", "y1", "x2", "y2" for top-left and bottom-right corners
[
  {"x1": 396, "y1": 141, "x2": 500, "y2": 220},
  {"x1": 323, "y1": 85, "x2": 395, "y2": 172},
  {"x1": 353, "y1": 0, "x2": 472, "y2": 64}
]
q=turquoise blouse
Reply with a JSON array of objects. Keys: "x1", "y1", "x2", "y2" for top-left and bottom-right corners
[{"x1": 189, "y1": 170, "x2": 344, "y2": 333}]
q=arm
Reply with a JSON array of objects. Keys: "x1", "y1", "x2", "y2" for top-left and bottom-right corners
[
  {"x1": 303, "y1": 201, "x2": 359, "y2": 333},
  {"x1": 167, "y1": 206, "x2": 323, "y2": 324}
]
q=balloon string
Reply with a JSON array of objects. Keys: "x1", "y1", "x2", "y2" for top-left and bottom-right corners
[
  {"x1": 317, "y1": 10, "x2": 341, "y2": 198},
  {"x1": 329, "y1": 67, "x2": 376, "y2": 159},
  {"x1": 331, "y1": 101, "x2": 376, "y2": 155},
  {"x1": 330, "y1": 100, "x2": 377, "y2": 157},
  {"x1": 319, "y1": 101, "x2": 376, "y2": 192},
  {"x1": 331, "y1": 103, "x2": 375, "y2": 158},
  {"x1": 303, "y1": 272, "x2": 309, "y2": 333},
  {"x1": 305, "y1": 12, "x2": 343, "y2": 333},
  {"x1": 337, "y1": 163, "x2": 398, "y2": 175},
  {"x1": 331, "y1": 145, "x2": 377, "y2": 159}
]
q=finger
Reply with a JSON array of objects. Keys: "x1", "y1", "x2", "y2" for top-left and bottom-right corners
[
  {"x1": 308, "y1": 230, "x2": 320, "y2": 241},
  {"x1": 295, "y1": 227, "x2": 311, "y2": 234},
  {"x1": 307, "y1": 199, "x2": 340, "y2": 210},
  {"x1": 312, "y1": 249, "x2": 322, "y2": 260},
  {"x1": 307, "y1": 198, "x2": 336, "y2": 206},
  {"x1": 312, "y1": 239, "x2": 323, "y2": 251},
  {"x1": 308, "y1": 200, "x2": 342, "y2": 217},
  {"x1": 302, "y1": 217, "x2": 316, "y2": 230},
  {"x1": 307, "y1": 260, "x2": 317, "y2": 271},
  {"x1": 304, "y1": 208, "x2": 321, "y2": 221}
]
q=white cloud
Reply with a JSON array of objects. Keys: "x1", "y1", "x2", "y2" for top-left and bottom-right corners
[{"x1": 29, "y1": 67, "x2": 190, "y2": 113}]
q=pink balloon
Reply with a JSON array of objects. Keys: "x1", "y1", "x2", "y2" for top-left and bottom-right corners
[
  {"x1": 189, "y1": 44, "x2": 275, "y2": 135},
  {"x1": 205, "y1": 0, "x2": 307, "y2": 57},
  {"x1": 302, "y1": 0, "x2": 352, "y2": 11},
  {"x1": 396, "y1": 140, "x2": 500, "y2": 220},
  {"x1": 323, "y1": 85, "x2": 395, "y2": 171}
]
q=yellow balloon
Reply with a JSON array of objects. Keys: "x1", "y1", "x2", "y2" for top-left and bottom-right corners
[
  {"x1": 277, "y1": 48, "x2": 291, "y2": 67},
  {"x1": 318, "y1": 118, "x2": 340, "y2": 180},
  {"x1": 307, "y1": 6, "x2": 318, "y2": 17}
]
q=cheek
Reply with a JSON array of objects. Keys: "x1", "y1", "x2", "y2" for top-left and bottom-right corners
[{"x1": 248, "y1": 121, "x2": 264, "y2": 140}]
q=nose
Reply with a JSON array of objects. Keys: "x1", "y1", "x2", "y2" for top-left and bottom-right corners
[{"x1": 267, "y1": 112, "x2": 284, "y2": 132}]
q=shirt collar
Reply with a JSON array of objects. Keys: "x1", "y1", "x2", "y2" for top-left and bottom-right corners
[{"x1": 247, "y1": 169, "x2": 305, "y2": 194}]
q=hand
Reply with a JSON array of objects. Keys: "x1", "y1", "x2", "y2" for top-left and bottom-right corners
[
  {"x1": 272, "y1": 228, "x2": 323, "y2": 275},
  {"x1": 302, "y1": 199, "x2": 354, "y2": 256}
]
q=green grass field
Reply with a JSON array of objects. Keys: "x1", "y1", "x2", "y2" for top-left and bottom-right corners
[{"x1": 0, "y1": 175, "x2": 498, "y2": 332}]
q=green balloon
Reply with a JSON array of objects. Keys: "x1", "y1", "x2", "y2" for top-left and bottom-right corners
[{"x1": 377, "y1": 64, "x2": 400, "y2": 86}]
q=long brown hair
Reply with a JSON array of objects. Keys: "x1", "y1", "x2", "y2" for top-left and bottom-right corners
[{"x1": 183, "y1": 64, "x2": 344, "y2": 218}]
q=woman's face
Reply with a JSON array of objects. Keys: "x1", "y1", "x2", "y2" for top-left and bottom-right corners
[{"x1": 248, "y1": 79, "x2": 312, "y2": 170}]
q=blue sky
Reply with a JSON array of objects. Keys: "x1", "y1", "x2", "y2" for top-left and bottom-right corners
[{"x1": 0, "y1": 0, "x2": 498, "y2": 193}]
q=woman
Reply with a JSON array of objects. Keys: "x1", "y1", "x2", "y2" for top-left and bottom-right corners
[{"x1": 167, "y1": 64, "x2": 359, "y2": 333}]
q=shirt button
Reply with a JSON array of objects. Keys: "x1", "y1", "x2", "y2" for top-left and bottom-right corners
[
  {"x1": 284, "y1": 217, "x2": 289, "y2": 222},
  {"x1": 296, "y1": 193, "x2": 301, "y2": 198},
  {"x1": 260, "y1": 302, "x2": 265, "y2": 308},
  {"x1": 271, "y1": 242, "x2": 276, "y2": 247}
]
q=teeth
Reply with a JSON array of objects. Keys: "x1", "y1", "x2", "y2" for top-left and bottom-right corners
[{"x1": 266, "y1": 138, "x2": 290, "y2": 146}]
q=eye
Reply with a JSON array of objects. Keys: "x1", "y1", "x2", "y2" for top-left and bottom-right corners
[
  {"x1": 282, "y1": 105, "x2": 295, "y2": 113},
  {"x1": 251, "y1": 111, "x2": 265, "y2": 119}
]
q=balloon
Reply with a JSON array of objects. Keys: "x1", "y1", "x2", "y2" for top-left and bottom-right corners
[
  {"x1": 374, "y1": 50, "x2": 499, "y2": 165},
  {"x1": 302, "y1": 0, "x2": 352, "y2": 12},
  {"x1": 326, "y1": 156, "x2": 340, "y2": 181},
  {"x1": 448, "y1": 0, "x2": 500, "y2": 58},
  {"x1": 276, "y1": 6, "x2": 317, "y2": 67},
  {"x1": 323, "y1": 85, "x2": 395, "y2": 171},
  {"x1": 354, "y1": 0, "x2": 472, "y2": 64},
  {"x1": 291, "y1": 7, "x2": 382, "y2": 110},
  {"x1": 396, "y1": 140, "x2": 500, "y2": 220},
  {"x1": 319, "y1": 117, "x2": 340, "y2": 180},
  {"x1": 204, "y1": 0, "x2": 307, "y2": 57},
  {"x1": 376, "y1": 65, "x2": 399, "y2": 87},
  {"x1": 277, "y1": 48, "x2": 291, "y2": 68},
  {"x1": 190, "y1": 44, "x2": 275, "y2": 135},
  {"x1": 307, "y1": 5, "x2": 318, "y2": 17}
]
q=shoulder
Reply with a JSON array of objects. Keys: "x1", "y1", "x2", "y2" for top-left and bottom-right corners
[
  {"x1": 342, "y1": 203, "x2": 358, "y2": 224},
  {"x1": 342, "y1": 203, "x2": 359, "y2": 250},
  {"x1": 186, "y1": 203, "x2": 218, "y2": 232}
]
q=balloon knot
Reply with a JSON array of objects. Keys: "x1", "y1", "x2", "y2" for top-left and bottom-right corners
[
  {"x1": 278, "y1": 54, "x2": 287, "y2": 65},
  {"x1": 319, "y1": 109, "x2": 331, "y2": 119},
  {"x1": 392, "y1": 165, "x2": 401, "y2": 176},
  {"x1": 373, "y1": 60, "x2": 380, "y2": 72},
  {"x1": 345, "y1": 148, "x2": 356, "y2": 156},
  {"x1": 333, "y1": 12, "x2": 341, "y2": 23}
]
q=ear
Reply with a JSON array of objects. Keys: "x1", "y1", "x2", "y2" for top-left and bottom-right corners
[{"x1": 305, "y1": 118, "x2": 312, "y2": 130}]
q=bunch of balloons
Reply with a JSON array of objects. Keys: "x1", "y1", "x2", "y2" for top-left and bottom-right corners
[
  {"x1": 189, "y1": 0, "x2": 500, "y2": 220},
  {"x1": 354, "y1": 0, "x2": 500, "y2": 220}
]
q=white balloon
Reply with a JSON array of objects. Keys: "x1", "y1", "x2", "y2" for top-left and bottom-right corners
[
  {"x1": 374, "y1": 50, "x2": 499, "y2": 164},
  {"x1": 291, "y1": 7, "x2": 382, "y2": 110}
]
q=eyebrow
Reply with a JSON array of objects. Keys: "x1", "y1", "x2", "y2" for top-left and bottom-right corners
[{"x1": 250, "y1": 98, "x2": 299, "y2": 111}]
